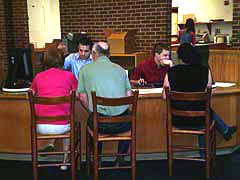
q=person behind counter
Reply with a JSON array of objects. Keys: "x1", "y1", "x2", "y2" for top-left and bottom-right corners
[
  {"x1": 77, "y1": 41, "x2": 132, "y2": 166},
  {"x1": 130, "y1": 43, "x2": 173, "y2": 87},
  {"x1": 163, "y1": 43, "x2": 237, "y2": 157},
  {"x1": 30, "y1": 47, "x2": 78, "y2": 170},
  {"x1": 179, "y1": 18, "x2": 196, "y2": 45},
  {"x1": 64, "y1": 36, "x2": 93, "y2": 80}
]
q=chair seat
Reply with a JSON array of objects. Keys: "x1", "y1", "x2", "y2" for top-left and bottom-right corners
[
  {"x1": 87, "y1": 126, "x2": 131, "y2": 141},
  {"x1": 172, "y1": 121, "x2": 215, "y2": 134},
  {"x1": 37, "y1": 132, "x2": 70, "y2": 140}
]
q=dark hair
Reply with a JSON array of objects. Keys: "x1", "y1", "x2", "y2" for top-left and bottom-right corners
[
  {"x1": 185, "y1": 18, "x2": 195, "y2": 33},
  {"x1": 43, "y1": 47, "x2": 64, "y2": 69},
  {"x1": 52, "y1": 39, "x2": 62, "y2": 48},
  {"x1": 177, "y1": 43, "x2": 201, "y2": 65},
  {"x1": 78, "y1": 37, "x2": 93, "y2": 50},
  {"x1": 152, "y1": 43, "x2": 169, "y2": 56}
]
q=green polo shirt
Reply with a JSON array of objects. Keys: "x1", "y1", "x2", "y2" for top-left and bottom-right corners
[{"x1": 77, "y1": 56, "x2": 131, "y2": 115}]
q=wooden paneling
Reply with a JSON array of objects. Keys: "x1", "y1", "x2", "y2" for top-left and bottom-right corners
[
  {"x1": 110, "y1": 52, "x2": 151, "y2": 70},
  {"x1": 209, "y1": 50, "x2": 240, "y2": 83},
  {"x1": 0, "y1": 87, "x2": 239, "y2": 154}
]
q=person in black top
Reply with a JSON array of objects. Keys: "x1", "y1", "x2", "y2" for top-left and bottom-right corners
[{"x1": 163, "y1": 43, "x2": 237, "y2": 157}]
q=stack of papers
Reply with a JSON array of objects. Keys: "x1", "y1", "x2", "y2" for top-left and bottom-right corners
[
  {"x1": 212, "y1": 82, "x2": 236, "y2": 88},
  {"x1": 134, "y1": 88, "x2": 163, "y2": 94},
  {"x1": 134, "y1": 82, "x2": 236, "y2": 95}
]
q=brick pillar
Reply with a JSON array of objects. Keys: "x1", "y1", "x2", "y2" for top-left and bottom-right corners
[{"x1": 232, "y1": 1, "x2": 240, "y2": 49}]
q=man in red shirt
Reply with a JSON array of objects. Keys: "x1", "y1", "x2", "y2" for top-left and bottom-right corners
[{"x1": 130, "y1": 43, "x2": 173, "y2": 86}]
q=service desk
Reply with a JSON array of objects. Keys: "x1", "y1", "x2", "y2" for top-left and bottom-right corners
[{"x1": 0, "y1": 86, "x2": 239, "y2": 155}]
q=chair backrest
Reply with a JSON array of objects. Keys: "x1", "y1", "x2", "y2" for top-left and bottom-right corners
[
  {"x1": 28, "y1": 90, "x2": 76, "y2": 131},
  {"x1": 91, "y1": 90, "x2": 139, "y2": 134},
  {"x1": 165, "y1": 87, "x2": 212, "y2": 128}
]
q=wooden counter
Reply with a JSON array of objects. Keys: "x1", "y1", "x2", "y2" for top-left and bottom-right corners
[{"x1": 0, "y1": 86, "x2": 239, "y2": 155}]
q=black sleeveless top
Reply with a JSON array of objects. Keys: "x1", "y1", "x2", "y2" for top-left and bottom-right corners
[{"x1": 168, "y1": 64, "x2": 209, "y2": 127}]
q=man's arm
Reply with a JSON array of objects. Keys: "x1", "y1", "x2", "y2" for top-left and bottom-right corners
[
  {"x1": 79, "y1": 93, "x2": 89, "y2": 111},
  {"x1": 162, "y1": 73, "x2": 169, "y2": 100},
  {"x1": 63, "y1": 54, "x2": 72, "y2": 70}
]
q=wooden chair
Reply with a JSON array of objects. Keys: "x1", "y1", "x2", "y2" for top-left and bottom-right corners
[
  {"x1": 28, "y1": 90, "x2": 81, "y2": 180},
  {"x1": 165, "y1": 87, "x2": 216, "y2": 179},
  {"x1": 86, "y1": 90, "x2": 139, "y2": 180}
]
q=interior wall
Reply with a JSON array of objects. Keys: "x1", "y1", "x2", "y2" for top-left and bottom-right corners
[
  {"x1": 27, "y1": 0, "x2": 61, "y2": 48},
  {"x1": 0, "y1": 0, "x2": 29, "y2": 80},
  {"x1": 60, "y1": 0, "x2": 172, "y2": 52},
  {"x1": 172, "y1": 0, "x2": 233, "y2": 23}
]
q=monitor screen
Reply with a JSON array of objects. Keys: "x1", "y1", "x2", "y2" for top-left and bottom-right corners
[{"x1": 5, "y1": 48, "x2": 33, "y2": 89}]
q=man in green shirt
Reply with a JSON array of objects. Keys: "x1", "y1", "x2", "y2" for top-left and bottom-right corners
[{"x1": 77, "y1": 41, "x2": 132, "y2": 165}]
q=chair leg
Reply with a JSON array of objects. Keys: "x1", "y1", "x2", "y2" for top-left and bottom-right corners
[
  {"x1": 86, "y1": 132, "x2": 91, "y2": 176},
  {"x1": 77, "y1": 123, "x2": 82, "y2": 170},
  {"x1": 167, "y1": 133, "x2": 173, "y2": 176},
  {"x1": 71, "y1": 138, "x2": 76, "y2": 180},
  {"x1": 131, "y1": 139, "x2": 136, "y2": 180},
  {"x1": 211, "y1": 129, "x2": 216, "y2": 177},
  {"x1": 33, "y1": 155, "x2": 38, "y2": 180},
  {"x1": 93, "y1": 140, "x2": 99, "y2": 180},
  {"x1": 205, "y1": 136, "x2": 210, "y2": 179},
  {"x1": 32, "y1": 138, "x2": 38, "y2": 180}
]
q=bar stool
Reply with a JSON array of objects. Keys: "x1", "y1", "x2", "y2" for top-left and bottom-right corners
[
  {"x1": 28, "y1": 90, "x2": 81, "y2": 180},
  {"x1": 86, "y1": 90, "x2": 139, "y2": 180},
  {"x1": 165, "y1": 87, "x2": 216, "y2": 179}
]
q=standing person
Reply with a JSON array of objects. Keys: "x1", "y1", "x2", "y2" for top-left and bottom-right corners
[
  {"x1": 163, "y1": 43, "x2": 237, "y2": 156},
  {"x1": 77, "y1": 41, "x2": 132, "y2": 165},
  {"x1": 130, "y1": 43, "x2": 173, "y2": 86},
  {"x1": 179, "y1": 18, "x2": 196, "y2": 45},
  {"x1": 30, "y1": 47, "x2": 78, "y2": 170},
  {"x1": 64, "y1": 37, "x2": 93, "y2": 80}
]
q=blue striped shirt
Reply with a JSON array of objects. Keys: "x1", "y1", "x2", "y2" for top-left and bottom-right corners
[{"x1": 64, "y1": 52, "x2": 92, "y2": 80}]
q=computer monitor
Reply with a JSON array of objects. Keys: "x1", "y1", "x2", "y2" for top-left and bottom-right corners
[{"x1": 4, "y1": 48, "x2": 33, "y2": 89}]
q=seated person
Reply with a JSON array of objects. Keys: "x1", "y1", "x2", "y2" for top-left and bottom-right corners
[
  {"x1": 30, "y1": 47, "x2": 78, "y2": 170},
  {"x1": 163, "y1": 43, "x2": 237, "y2": 156},
  {"x1": 78, "y1": 41, "x2": 132, "y2": 165},
  {"x1": 52, "y1": 39, "x2": 69, "y2": 57},
  {"x1": 64, "y1": 37, "x2": 93, "y2": 80},
  {"x1": 130, "y1": 43, "x2": 173, "y2": 87}
]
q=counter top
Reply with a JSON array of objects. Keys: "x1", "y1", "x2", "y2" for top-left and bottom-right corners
[
  {"x1": 171, "y1": 43, "x2": 231, "y2": 49},
  {"x1": 1, "y1": 85, "x2": 240, "y2": 100}
]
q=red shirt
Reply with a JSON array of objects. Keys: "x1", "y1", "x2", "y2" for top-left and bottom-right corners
[
  {"x1": 30, "y1": 68, "x2": 77, "y2": 125},
  {"x1": 130, "y1": 58, "x2": 170, "y2": 84}
]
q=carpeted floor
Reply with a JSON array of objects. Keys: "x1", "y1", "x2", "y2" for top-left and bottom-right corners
[{"x1": 1, "y1": 149, "x2": 240, "y2": 180}]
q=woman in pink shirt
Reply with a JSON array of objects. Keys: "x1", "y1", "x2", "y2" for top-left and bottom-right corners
[{"x1": 30, "y1": 48, "x2": 77, "y2": 170}]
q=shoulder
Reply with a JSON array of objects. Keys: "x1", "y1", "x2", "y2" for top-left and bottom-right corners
[
  {"x1": 138, "y1": 57, "x2": 153, "y2": 67},
  {"x1": 168, "y1": 64, "x2": 184, "y2": 72},
  {"x1": 65, "y1": 53, "x2": 78, "y2": 60},
  {"x1": 198, "y1": 65, "x2": 209, "y2": 72},
  {"x1": 79, "y1": 62, "x2": 93, "y2": 74}
]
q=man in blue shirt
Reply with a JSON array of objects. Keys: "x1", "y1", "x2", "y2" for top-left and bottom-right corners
[{"x1": 64, "y1": 37, "x2": 93, "y2": 80}]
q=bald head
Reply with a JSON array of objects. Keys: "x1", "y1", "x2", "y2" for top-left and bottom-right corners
[
  {"x1": 92, "y1": 41, "x2": 110, "y2": 59},
  {"x1": 98, "y1": 41, "x2": 109, "y2": 50}
]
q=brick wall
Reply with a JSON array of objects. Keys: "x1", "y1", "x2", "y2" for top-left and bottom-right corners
[
  {"x1": 0, "y1": 0, "x2": 7, "y2": 82},
  {"x1": 60, "y1": 0, "x2": 172, "y2": 52},
  {"x1": 0, "y1": 0, "x2": 29, "y2": 80},
  {"x1": 232, "y1": 1, "x2": 240, "y2": 49}
]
